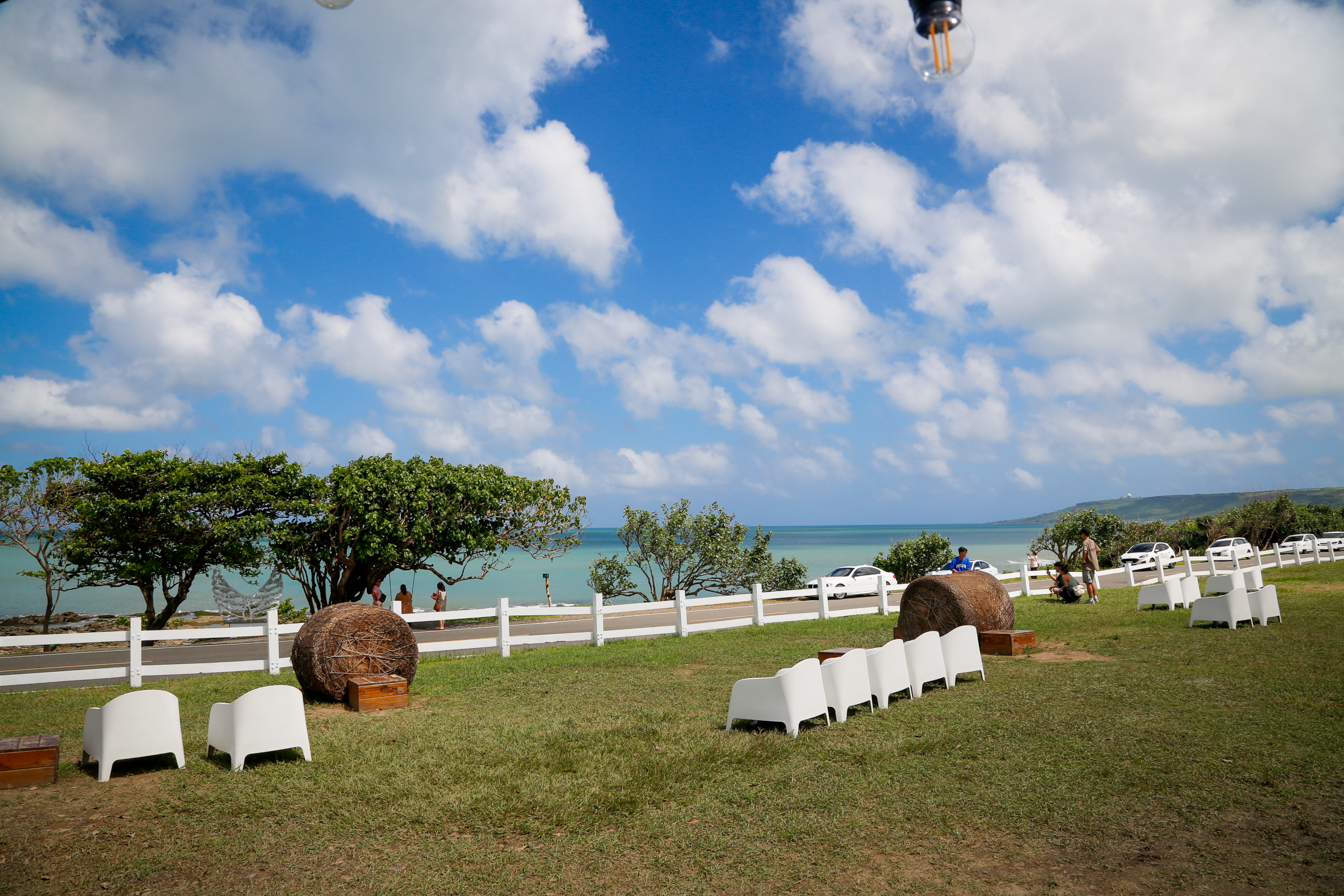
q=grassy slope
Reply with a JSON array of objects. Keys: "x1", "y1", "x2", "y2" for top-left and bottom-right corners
[
  {"x1": 997, "y1": 486, "x2": 1344, "y2": 525},
  {"x1": 1, "y1": 564, "x2": 1342, "y2": 895}
]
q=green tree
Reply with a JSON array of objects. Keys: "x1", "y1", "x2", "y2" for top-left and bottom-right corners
[
  {"x1": 61, "y1": 451, "x2": 313, "y2": 629},
  {"x1": 587, "y1": 499, "x2": 805, "y2": 601},
  {"x1": 1031, "y1": 508, "x2": 1126, "y2": 567},
  {"x1": 0, "y1": 458, "x2": 81, "y2": 641},
  {"x1": 872, "y1": 530, "x2": 954, "y2": 583},
  {"x1": 270, "y1": 456, "x2": 586, "y2": 612}
]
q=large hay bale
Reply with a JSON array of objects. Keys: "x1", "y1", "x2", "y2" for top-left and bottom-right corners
[
  {"x1": 896, "y1": 571, "x2": 1014, "y2": 640},
  {"x1": 290, "y1": 603, "x2": 419, "y2": 702}
]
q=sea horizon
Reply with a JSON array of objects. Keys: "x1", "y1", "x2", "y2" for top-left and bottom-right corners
[{"x1": 0, "y1": 522, "x2": 1045, "y2": 620}]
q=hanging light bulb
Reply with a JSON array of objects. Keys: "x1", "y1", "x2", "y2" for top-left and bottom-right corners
[
  {"x1": 314, "y1": 0, "x2": 354, "y2": 8},
  {"x1": 907, "y1": 0, "x2": 975, "y2": 83}
]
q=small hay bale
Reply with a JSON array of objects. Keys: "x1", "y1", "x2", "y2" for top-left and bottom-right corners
[
  {"x1": 896, "y1": 571, "x2": 1014, "y2": 640},
  {"x1": 290, "y1": 603, "x2": 419, "y2": 702}
]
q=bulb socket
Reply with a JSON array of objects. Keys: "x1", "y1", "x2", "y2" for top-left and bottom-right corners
[{"x1": 908, "y1": 0, "x2": 964, "y2": 38}]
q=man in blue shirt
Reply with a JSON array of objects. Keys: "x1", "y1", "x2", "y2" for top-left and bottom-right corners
[{"x1": 948, "y1": 547, "x2": 974, "y2": 572}]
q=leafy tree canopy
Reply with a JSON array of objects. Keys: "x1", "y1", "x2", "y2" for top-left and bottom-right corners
[
  {"x1": 61, "y1": 451, "x2": 314, "y2": 629},
  {"x1": 0, "y1": 457, "x2": 81, "y2": 637},
  {"x1": 587, "y1": 499, "x2": 806, "y2": 602},
  {"x1": 872, "y1": 530, "x2": 953, "y2": 583},
  {"x1": 270, "y1": 455, "x2": 586, "y2": 612},
  {"x1": 1030, "y1": 508, "x2": 1127, "y2": 568}
]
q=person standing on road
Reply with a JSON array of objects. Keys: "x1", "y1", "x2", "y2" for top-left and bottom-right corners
[
  {"x1": 1080, "y1": 529, "x2": 1100, "y2": 603},
  {"x1": 432, "y1": 582, "x2": 447, "y2": 630}
]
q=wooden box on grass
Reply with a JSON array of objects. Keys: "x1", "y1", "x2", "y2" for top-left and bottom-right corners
[
  {"x1": 978, "y1": 630, "x2": 1036, "y2": 656},
  {"x1": 0, "y1": 734, "x2": 59, "y2": 788},
  {"x1": 346, "y1": 674, "x2": 408, "y2": 711}
]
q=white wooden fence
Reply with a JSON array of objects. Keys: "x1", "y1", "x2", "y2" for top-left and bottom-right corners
[{"x1": 2, "y1": 540, "x2": 1337, "y2": 691}]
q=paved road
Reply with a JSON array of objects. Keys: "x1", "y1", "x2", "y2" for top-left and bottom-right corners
[{"x1": 0, "y1": 561, "x2": 1225, "y2": 693}]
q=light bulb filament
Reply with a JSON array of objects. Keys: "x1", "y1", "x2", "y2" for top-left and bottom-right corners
[
  {"x1": 930, "y1": 22, "x2": 942, "y2": 73},
  {"x1": 941, "y1": 19, "x2": 952, "y2": 73}
]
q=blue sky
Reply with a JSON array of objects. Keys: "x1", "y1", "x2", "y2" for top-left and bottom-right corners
[{"x1": 1, "y1": 0, "x2": 1342, "y2": 526}]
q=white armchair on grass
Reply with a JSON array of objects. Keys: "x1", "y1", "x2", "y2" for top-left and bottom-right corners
[
  {"x1": 207, "y1": 685, "x2": 312, "y2": 772},
  {"x1": 821, "y1": 648, "x2": 874, "y2": 722},
  {"x1": 1138, "y1": 579, "x2": 1184, "y2": 611},
  {"x1": 1247, "y1": 583, "x2": 1282, "y2": 626},
  {"x1": 1244, "y1": 567, "x2": 1264, "y2": 591},
  {"x1": 865, "y1": 639, "x2": 912, "y2": 709},
  {"x1": 940, "y1": 625, "x2": 986, "y2": 686},
  {"x1": 726, "y1": 658, "x2": 829, "y2": 737},
  {"x1": 82, "y1": 690, "x2": 185, "y2": 783},
  {"x1": 1179, "y1": 576, "x2": 1201, "y2": 609},
  {"x1": 904, "y1": 630, "x2": 950, "y2": 698},
  {"x1": 1189, "y1": 587, "x2": 1256, "y2": 629},
  {"x1": 1204, "y1": 571, "x2": 1245, "y2": 596}
]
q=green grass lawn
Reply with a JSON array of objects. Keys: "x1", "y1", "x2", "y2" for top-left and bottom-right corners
[{"x1": 2, "y1": 564, "x2": 1342, "y2": 895}]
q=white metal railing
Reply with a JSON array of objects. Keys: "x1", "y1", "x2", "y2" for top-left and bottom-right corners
[{"x1": 2, "y1": 542, "x2": 1336, "y2": 691}]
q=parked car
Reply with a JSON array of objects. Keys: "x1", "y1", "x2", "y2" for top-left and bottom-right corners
[
  {"x1": 931, "y1": 560, "x2": 999, "y2": 576},
  {"x1": 1118, "y1": 542, "x2": 1176, "y2": 570},
  {"x1": 1320, "y1": 532, "x2": 1344, "y2": 550},
  {"x1": 1207, "y1": 537, "x2": 1255, "y2": 561},
  {"x1": 806, "y1": 565, "x2": 899, "y2": 597},
  {"x1": 1281, "y1": 533, "x2": 1318, "y2": 554}
]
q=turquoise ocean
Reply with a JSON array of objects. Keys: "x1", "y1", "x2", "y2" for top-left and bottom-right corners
[{"x1": 0, "y1": 524, "x2": 1043, "y2": 619}]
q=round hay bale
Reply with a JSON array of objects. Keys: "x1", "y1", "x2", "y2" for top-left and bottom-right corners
[
  {"x1": 896, "y1": 571, "x2": 1014, "y2": 640},
  {"x1": 290, "y1": 602, "x2": 419, "y2": 701}
]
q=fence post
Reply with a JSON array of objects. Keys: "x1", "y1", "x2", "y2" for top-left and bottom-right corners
[
  {"x1": 878, "y1": 576, "x2": 890, "y2": 615},
  {"x1": 818, "y1": 578, "x2": 830, "y2": 621},
  {"x1": 1231, "y1": 551, "x2": 1241, "y2": 571},
  {"x1": 266, "y1": 607, "x2": 280, "y2": 675},
  {"x1": 591, "y1": 592, "x2": 604, "y2": 647},
  {"x1": 1122, "y1": 563, "x2": 1133, "y2": 588},
  {"x1": 1183, "y1": 549, "x2": 1195, "y2": 579},
  {"x1": 1273, "y1": 543, "x2": 1283, "y2": 568},
  {"x1": 675, "y1": 589, "x2": 688, "y2": 637},
  {"x1": 1313, "y1": 543, "x2": 1322, "y2": 564},
  {"x1": 497, "y1": 597, "x2": 511, "y2": 658},
  {"x1": 1020, "y1": 565, "x2": 1031, "y2": 598},
  {"x1": 1156, "y1": 561, "x2": 1166, "y2": 584},
  {"x1": 1331, "y1": 544, "x2": 1338, "y2": 563},
  {"x1": 129, "y1": 616, "x2": 142, "y2": 688},
  {"x1": 752, "y1": 583, "x2": 765, "y2": 626}
]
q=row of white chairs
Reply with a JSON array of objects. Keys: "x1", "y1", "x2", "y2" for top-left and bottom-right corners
[
  {"x1": 1135, "y1": 571, "x2": 1281, "y2": 629},
  {"x1": 725, "y1": 626, "x2": 986, "y2": 737},
  {"x1": 81, "y1": 684, "x2": 311, "y2": 781}
]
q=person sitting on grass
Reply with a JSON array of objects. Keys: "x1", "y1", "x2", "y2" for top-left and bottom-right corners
[{"x1": 1050, "y1": 561, "x2": 1085, "y2": 603}]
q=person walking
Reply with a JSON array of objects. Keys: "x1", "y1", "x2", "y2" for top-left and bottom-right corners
[
  {"x1": 1080, "y1": 528, "x2": 1100, "y2": 603},
  {"x1": 432, "y1": 582, "x2": 447, "y2": 630}
]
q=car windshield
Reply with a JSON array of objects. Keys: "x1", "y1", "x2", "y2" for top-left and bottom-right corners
[
  {"x1": 1127, "y1": 543, "x2": 1157, "y2": 553},
  {"x1": 828, "y1": 567, "x2": 855, "y2": 577},
  {"x1": 1284, "y1": 536, "x2": 1304, "y2": 542},
  {"x1": 1212, "y1": 539, "x2": 1234, "y2": 547}
]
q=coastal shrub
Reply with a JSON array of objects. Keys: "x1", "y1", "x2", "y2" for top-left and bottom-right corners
[
  {"x1": 872, "y1": 530, "x2": 953, "y2": 583},
  {"x1": 587, "y1": 499, "x2": 805, "y2": 601}
]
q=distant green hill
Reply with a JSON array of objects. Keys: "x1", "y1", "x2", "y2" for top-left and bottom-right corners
[{"x1": 995, "y1": 488, "x2": 1344, "y2": 526}]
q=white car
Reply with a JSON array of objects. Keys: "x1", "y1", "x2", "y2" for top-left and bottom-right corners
[
  {"x1": 1281, "y1": 533, "x2": 1318, "y2": 554},
  {"x1": 806, "y1": 565, "x2": 899, "y2": 598},
  {"x1": 1207, "y1": 537, "x2": 1255, "y2": 561},
  {"x1": 1320, "y1": 532, "x2": 1344, "y2": 550},
  {"x1": 931, "y1": 560, "x2": 999, "y2": 576},
  {"x1": 1119, "y1": 542, "x2": 1176, "y2": 570}
]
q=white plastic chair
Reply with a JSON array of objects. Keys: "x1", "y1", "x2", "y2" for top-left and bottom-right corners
[
  {"x1": 1189, "y1": 587, "x2": 1256, "y2": 629},
  {"x1": 1247, "y1": 583, "x2": 1282, "y2": 625},
  {"x1": 726, "y1": 657, "x2": 829, "y2": 737},
  {"x1": 82, "y1": 690, "x2": 185, "y2": 783},
  {"x1": 1204, "y1": 571, "x2": 1245, "y2": 596},
  {"x1": 1138, "y1": 579, "x2": 1183, "y2": 611},
  {"x1": 939, "y1": 625, "x2": 985, "y2": 686},
  {"x1": 207, "y1": 685, "x2": 312, "y2": 772},
  {"x1": 904, "y1": 630, "x2": 949, "y2": 698},
  {"x1": 1244, "y1": 567, "x2": 1264, "y2": 591},
  {"x1": 820, "y1": 648, "x2": 874, "y2": 722},
  {"x1": 865, "y1": 639, "x2": 911, "y2": 709},
  {"x1": 1179, "y1": 576, "x2": 1201, "y2": 608}
]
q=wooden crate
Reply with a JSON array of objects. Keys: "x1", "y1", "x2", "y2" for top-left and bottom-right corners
[
  {"x1": 817, "y1": 647, "x2": 862, "y2": 664},
  {"x1": 0, "y1": 734, "x2": 59, "y2": 788},
  {"x1": 978, "y1": 629, "x2": 1036, "y2": 656},
  {"x1": 346, "y1": 674, "x2": 408, "y2": 712}
]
